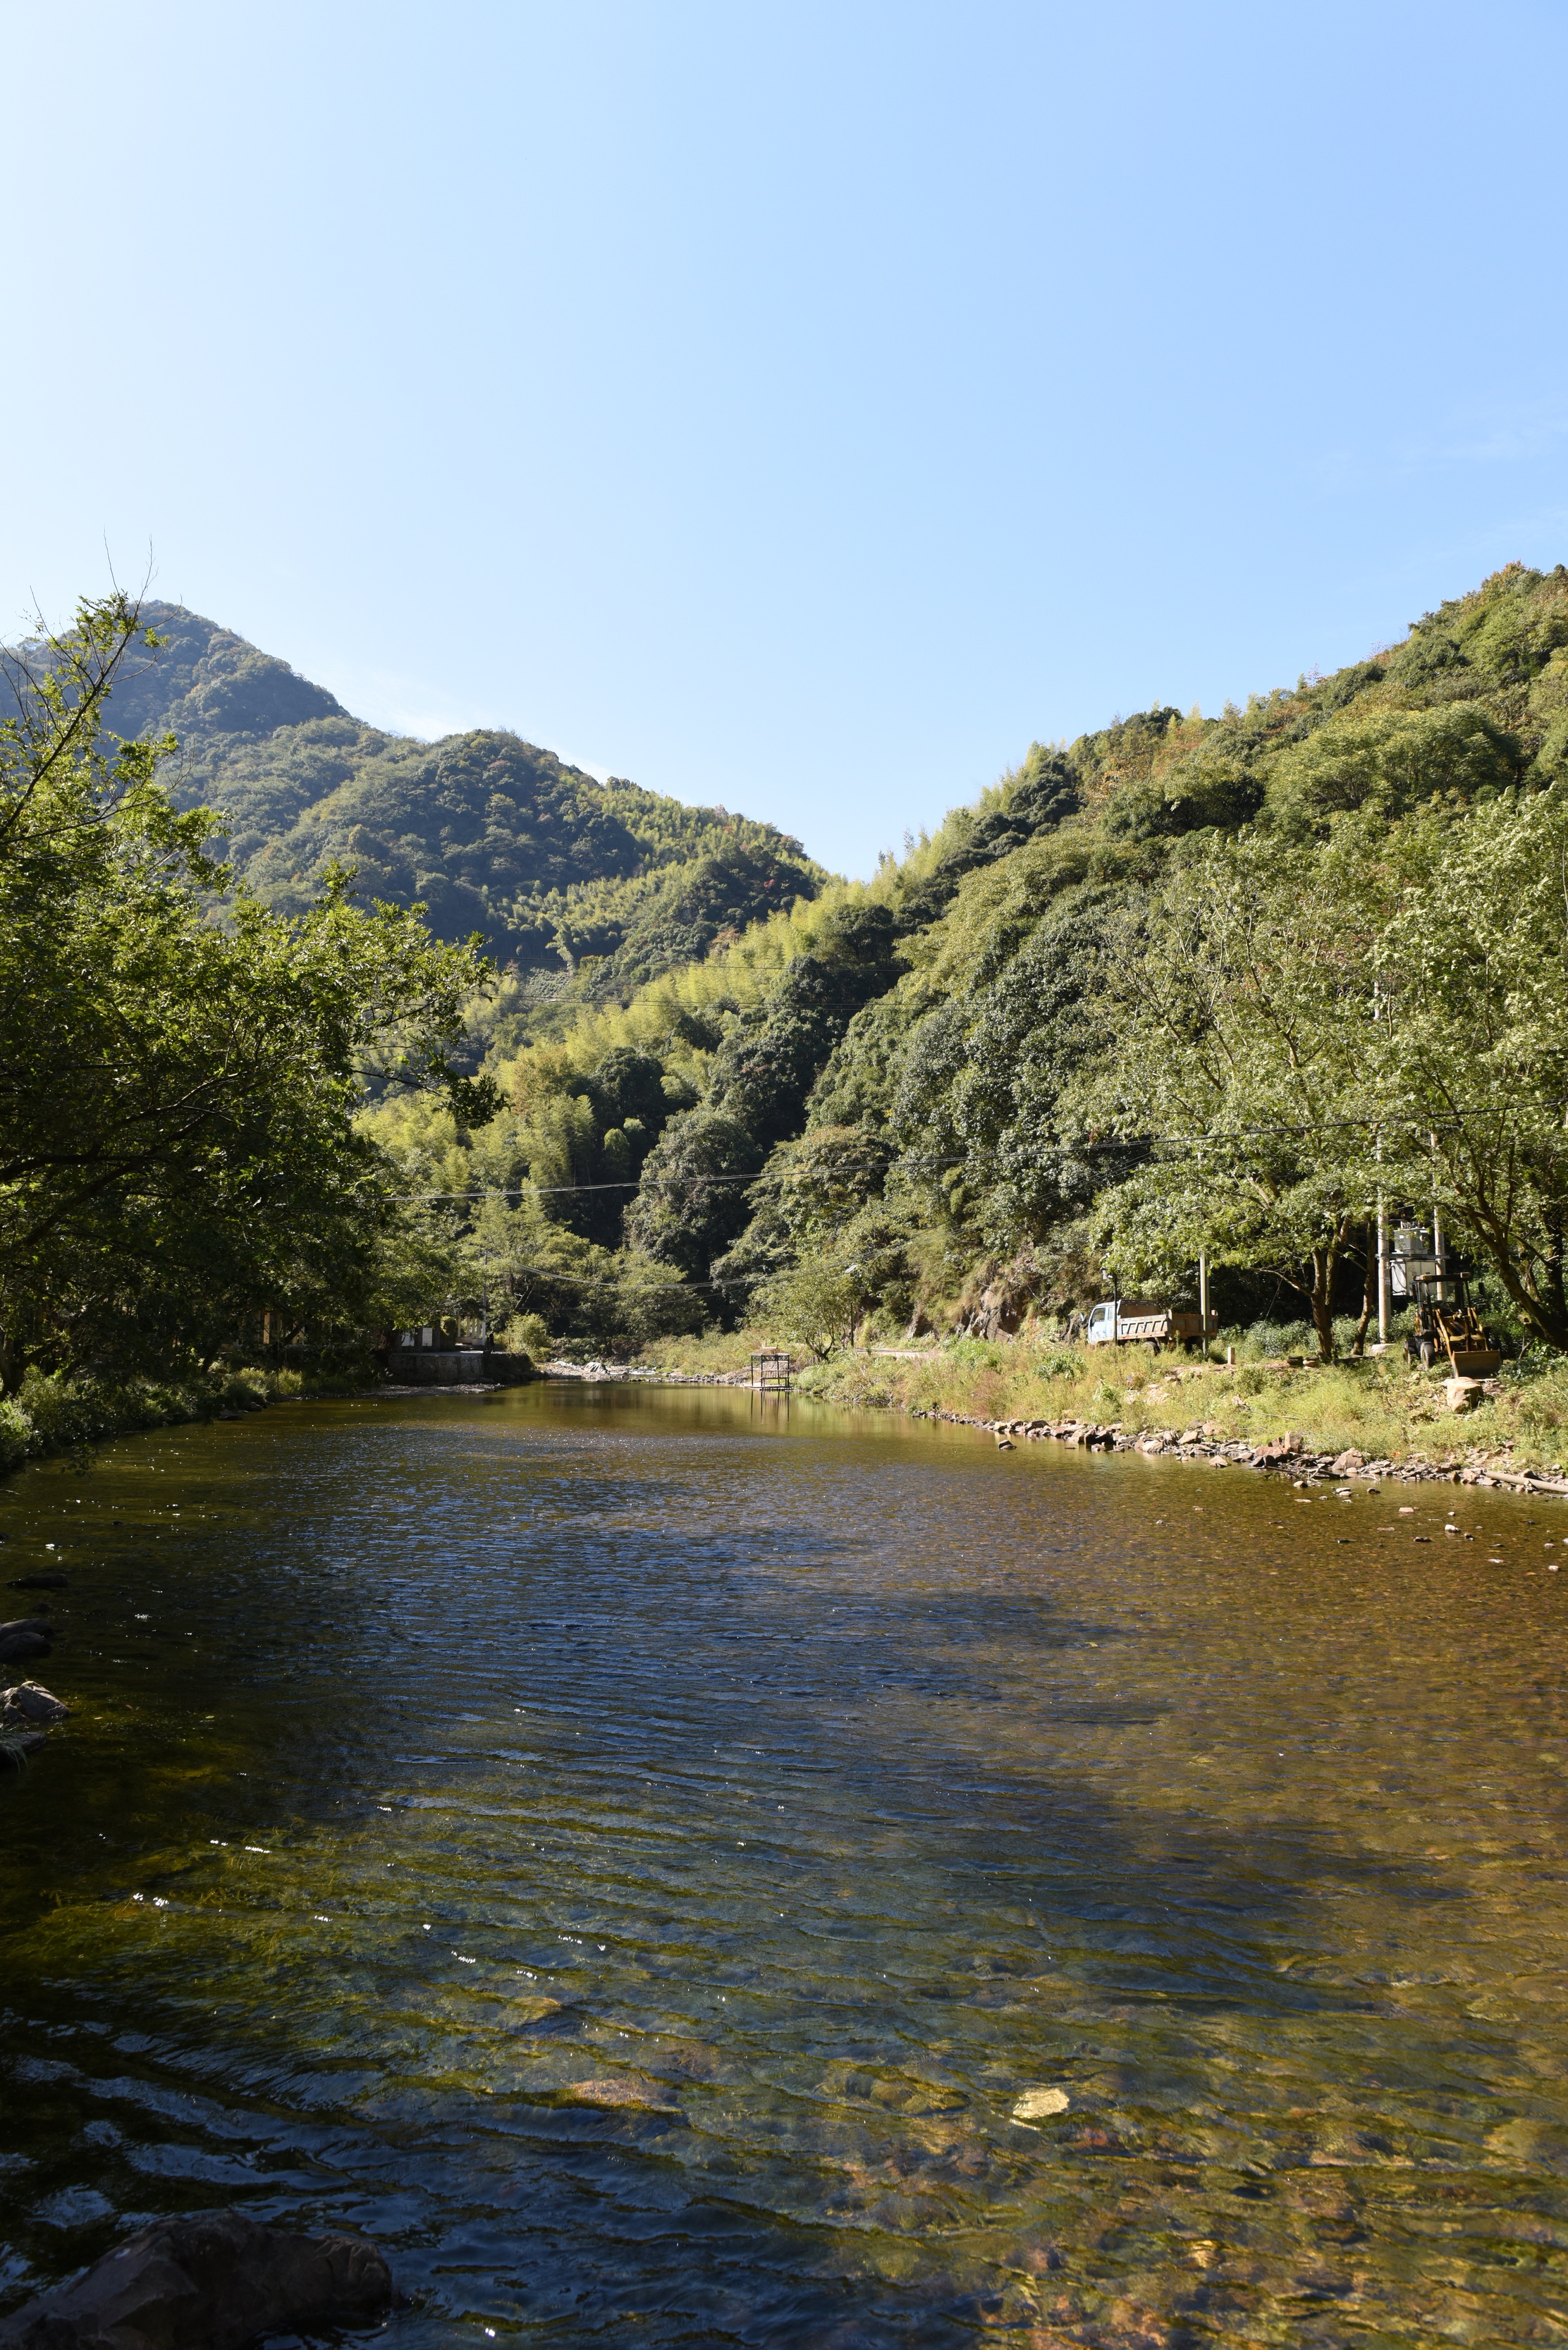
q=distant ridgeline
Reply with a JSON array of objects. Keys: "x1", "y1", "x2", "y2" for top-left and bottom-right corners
[
  {"x1": 357, "y1": 559, "x2": 1568, "y2": 1351},
  {"x1": 82, "y1": 604, "x2": 825, "y2": 1001}
]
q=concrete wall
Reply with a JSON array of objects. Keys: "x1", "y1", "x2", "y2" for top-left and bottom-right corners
[{"x1": 386, "y1": 1350, "x2": 536, "y2": 1386}]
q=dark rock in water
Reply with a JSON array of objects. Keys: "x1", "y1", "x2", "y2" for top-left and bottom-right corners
[
  {"x1": 8, "y1": 1573, "x2": 68, "y2": 1591},
  {"x1": 0, "y1": 2208, "x2": 393, "y2": 2350},
  {"x1": 1, "y1": 1682, "x2": 68, "y2": 1725},
  {"x1": 0, "y1": 1622, "x2": 53, "y2": 1665},
  {"x1": 0, "y1": 1637, "x2": 51, "y2": 1665}
]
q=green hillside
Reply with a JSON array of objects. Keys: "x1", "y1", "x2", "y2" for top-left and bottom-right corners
[
  {"x1": 88, "y1": 604, "x2": 825, "y2": 1004},
  {"x1": 365, "y1": 561, "x2": 1568, "y2": 1359}
]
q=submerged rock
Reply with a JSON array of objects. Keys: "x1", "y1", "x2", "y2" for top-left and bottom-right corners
[
  {"x1": 6, "y1": 1573, "x2": 68, "y2": 1592},
  {"x1": 1012, "y1": 2084, "x2": 1071, "y2": 2123},
  {"x1": 565, "y1": 2076, "x2": 682, "y2": 2113},
  {"x1": 0, "y1": 2208, "x2": 392, "y2": 2350}
]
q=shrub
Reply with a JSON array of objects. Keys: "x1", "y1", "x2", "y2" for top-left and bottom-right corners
[
  {"x1": 0, "y1": 1400, "x2": 32, "y2": 1473},
  {"x1": 503, "y1": 1311, "x2": 552, "y2": 1359}
]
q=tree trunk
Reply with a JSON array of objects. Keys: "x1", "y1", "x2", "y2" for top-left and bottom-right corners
[
  {"x1": 1549, "y1": 1209, "x2": 1567, "y2": 1341},
  {"x1": 1351, "y1": 1223, "x2": 1375, "y2": 1357},
  {"x1": 1445, "y1": 1206, "x2": 1568, "y2": 1350},
  {"x1": 1310, "y1": 1247, "x2": 1336, "y2": 1363}
]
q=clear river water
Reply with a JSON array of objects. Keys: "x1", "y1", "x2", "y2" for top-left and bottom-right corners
[{"x1": 3, "y1": 1382, "x2": 1568, "y2": 2348}]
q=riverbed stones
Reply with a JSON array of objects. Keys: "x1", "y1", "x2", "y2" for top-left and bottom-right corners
[
  {"x1": 566, "y1": 2076, "x2": 681, "y2": 2113},
  {"x1": 932, "y1": 1392, "x2": 1566, "y2": 1498},
  {"x1": 1012, "y1": 2086, "x2": 1071, "y2": 2122},
  {"x1": 0, "y1": 2208, "x2": 393, "y2": 2350}
]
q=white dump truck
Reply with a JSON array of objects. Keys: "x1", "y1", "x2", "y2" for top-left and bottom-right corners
[{"x1": 1084, "y1": 1299, "x2": 1216, "y2": 1350}]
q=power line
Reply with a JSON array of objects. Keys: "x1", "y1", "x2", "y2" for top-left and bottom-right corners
[
  {"x1": 489, "y1": 1265, "x2": 769, "y2": 1292},
  {"x1": 386, "y1": 1110, "x2": 1514, "y2": 1205},
  {"x1": 387, "y1": 1153, "x2": 962, "y2": 1201}
]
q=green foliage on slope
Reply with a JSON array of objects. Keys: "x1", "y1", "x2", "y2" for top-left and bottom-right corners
[
  {"x1": 386, "y1": 561, "x2": 1568, "y2": 1360},
  {"x1": 75, "y1": 604, "x2": 825, "y2": 998}
]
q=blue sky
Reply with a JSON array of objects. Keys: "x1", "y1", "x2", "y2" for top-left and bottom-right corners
[{"x1": 4, "y1": 1, "x2": 1566, "y2": 876}]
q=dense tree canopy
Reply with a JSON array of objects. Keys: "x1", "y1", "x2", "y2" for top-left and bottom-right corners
[
  {"x1": 381, "y1": 560, "x2": 1568, "y2": 1363},
  {"x1": 0, "y1": 594, "x2": 494, "y2": 1391}
]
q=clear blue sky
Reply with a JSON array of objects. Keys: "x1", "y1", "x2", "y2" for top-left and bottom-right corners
[{"x1": 4, "y1": 1, "x2": 1566, "y2": 876}]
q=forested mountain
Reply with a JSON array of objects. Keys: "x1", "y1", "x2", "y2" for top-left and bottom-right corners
[
  {"x1": 365, "y1": 561, "x2": 1568, "y2": 1358},
  {"x1": 75, "y1": 604, "x2": 825, "y2": 998}
]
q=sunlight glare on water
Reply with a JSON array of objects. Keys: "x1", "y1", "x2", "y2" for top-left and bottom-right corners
[{"x1": 4, "y1": 1383, "x2": 1568, "y2": 2346}]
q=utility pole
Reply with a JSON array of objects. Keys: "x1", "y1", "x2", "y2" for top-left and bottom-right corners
[
  {"x1": 1376, "y1": 1130, "x2": 1388, "y2": 1347},
  {"x1": 1372, "y1": 986, "x2": 1389, "y2": 1343},
  {"x1": 1198, "y1": 1250, "x2": 1209, "y2": 1352}
]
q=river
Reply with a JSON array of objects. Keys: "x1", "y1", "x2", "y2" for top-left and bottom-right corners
[{"x1": 3, "y1": 1383, "x2": 1567, "y2": 2346}]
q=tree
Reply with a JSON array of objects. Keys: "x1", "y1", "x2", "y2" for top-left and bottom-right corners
[
  {"x1": 1079, "y1": 792, "x2": 1568, "y2": 1357},
  {"x1": 754, "y1": 1260, "x2": 868, "y2": 1359},
  {"x1": 1075, "y1": 829, "x2": 1382, "y2": 1360},
  {"x1": 0, "y1": 592, "x2": 494, "y2": 1388},
  {"x1": 1368, "y1": 792, "x2": 1568, "y2": 1348}
]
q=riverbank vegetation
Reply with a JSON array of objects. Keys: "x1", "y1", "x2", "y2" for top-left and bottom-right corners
[
  {"x1": 804, "y1": 1339, "x2": 1568, "y2": 1476},
  {"x1": 12, "y1": 565, "x2": 1568, "y2": 1436},
  {"x1": 628, "y1": 1325, "x2": 1568, "y2": 1476},
  {"x1": 0, "y1": 1366, "x2": 298, "y2": 1475},
  {"x1": 0, "y1": 594, "x2": 495, "y2": 1402},
  {"x1": 381, "y1": 561, "x2": 1568, "y2": 1382}
]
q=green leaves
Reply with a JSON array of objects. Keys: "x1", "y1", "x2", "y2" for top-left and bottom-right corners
[{"x1": 0, "y1": 594, "x2": 495, "y2": 1390}]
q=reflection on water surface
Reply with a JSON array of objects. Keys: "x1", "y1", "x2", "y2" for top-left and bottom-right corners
[{"x1": 3, "y1": 1383, "x2": 1568, "y2": 2346}]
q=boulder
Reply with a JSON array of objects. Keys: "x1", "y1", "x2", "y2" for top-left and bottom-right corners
[
  {"x1": 0, "y1": 2209, "x2": 392, "y2": 2350},
  {"x1": 1330, "y1": 1450, "x2": 1366, "y2": 1475},
  {"x1": 1, "y1": 1682, "x2": 68, "y2": 1725},
  {"x1": 1442, "y1": 1377, "x2": 1487, "y2": 1413},
  {"x1": 1252, "y1": 1433, "x2": 1304, "y2": 1467},
  {"x1": 7, "y1": 1573, "x2": 67, "y2": 1592},
  {"x1": 0, "y1": 1620, "x2": 53, "y2": 1665}
]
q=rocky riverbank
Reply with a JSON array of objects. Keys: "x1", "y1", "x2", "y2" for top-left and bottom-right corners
[
  {"x1": 623, "y1": 1332, "x2": 1568, "y2": 1488},
  {"x1": 912, "y1": 1406, "x2": 1568, "y2": 1494}
]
